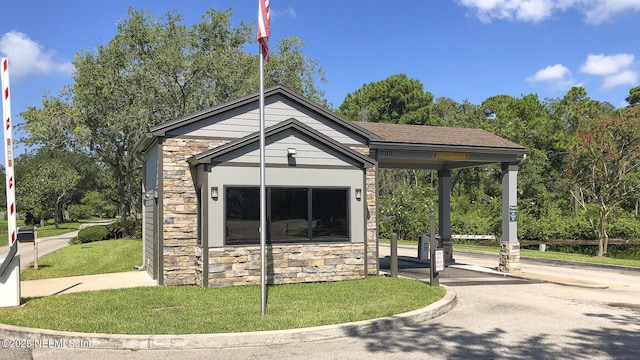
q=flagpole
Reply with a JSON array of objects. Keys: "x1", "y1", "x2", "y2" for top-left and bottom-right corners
[
  {"x1": 259, "y1": 43, "x2": 267, "y2": 316},
  {"x1": 257, "y1": 0, "x2": 270, "y2": 317}
]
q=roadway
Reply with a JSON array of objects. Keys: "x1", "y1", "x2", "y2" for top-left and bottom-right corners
[{"x1": 3, "y1": 244, "x2": 640, "y2": 359}]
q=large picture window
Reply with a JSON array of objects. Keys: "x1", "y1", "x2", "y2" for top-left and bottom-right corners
[{"x1": 225, "y1": 187, "x2": 349, "y2": 245}]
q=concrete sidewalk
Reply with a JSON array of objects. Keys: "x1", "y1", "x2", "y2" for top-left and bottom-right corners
[{"x1": 21, "y1": 271, "x2": 157, "y2": 298}]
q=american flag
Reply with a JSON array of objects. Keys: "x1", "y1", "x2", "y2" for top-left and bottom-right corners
[{"x1": 257, "y1": 0, "x2": 270, "y2": 61}]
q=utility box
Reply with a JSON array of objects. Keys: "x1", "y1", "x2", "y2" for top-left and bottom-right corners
[{"x1": 418, "y1": 234, "x2": 430, "y2": 260}]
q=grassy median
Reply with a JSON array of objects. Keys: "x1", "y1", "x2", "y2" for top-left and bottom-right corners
[
  {"x1": 0, "y1": 277, "x2": 445, "y2": 334},
  {"x1": 3, "y1": 237, "x2": 446, "y2": 334}
]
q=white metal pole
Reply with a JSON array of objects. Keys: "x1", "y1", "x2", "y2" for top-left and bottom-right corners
[{"x1": 259, "y1": 44, "x2": 267, "y2": 316}]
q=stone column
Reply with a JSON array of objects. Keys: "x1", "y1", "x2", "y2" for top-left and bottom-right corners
[
  {"x1": 438, "y1": 169, "x2": 453, "y2": 263},
  {"x1": 499, "y1": 162, "x2": 521, "y2": 272},
  {"x1": 366, "y1": 163, "x2": 378, "y2": 276}
]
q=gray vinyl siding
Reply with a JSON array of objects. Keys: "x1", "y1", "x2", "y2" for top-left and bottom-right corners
[
  {"x1": 166, "y1": 94, "x2": 368, "y2": 146},
  {"x1": 142, "y1": 143, "x2": 158, "y2": 279},
  {"x1": 143, "y1": 196, "x2": 155, "y2": 278},
  {"x1": 144, "y1": 144, "x2": 158, "y2": 191},
  {"x1": 213, "y1": 129, "x2": 360, "y2": 168}
]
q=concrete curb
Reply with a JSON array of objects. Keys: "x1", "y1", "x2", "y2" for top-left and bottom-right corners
[{"x1": 0, "y1": 287, "x2": 457, "y2": 350}]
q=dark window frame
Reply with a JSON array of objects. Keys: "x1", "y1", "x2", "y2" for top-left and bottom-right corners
[{"x1": 224, "y1": 186, "x2": 350, "y2": 246}]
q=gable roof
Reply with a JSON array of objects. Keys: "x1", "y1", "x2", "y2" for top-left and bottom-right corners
[
  {"x1": 188, "y1": 118, "x2": 376, "y2": 168},
  {"x1": 149, "y1": 85, "x2": 369, "y2": 138},
  {"x1": 354, "y1": 122, "x2": 526, "y2": 154}
]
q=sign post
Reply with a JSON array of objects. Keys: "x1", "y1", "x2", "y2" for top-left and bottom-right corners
[{"x1": 429, "y1": 209, "x2": 441, "y2": 286}]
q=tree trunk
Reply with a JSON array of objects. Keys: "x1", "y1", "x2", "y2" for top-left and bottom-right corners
[
  {"x1": 598, "y1": 202, "x2": 609, "y2": 257},
  {"x1": 573, "y1": 185, "x2": 580, "y2": 216},
  {"x1": 53, "y1": 202, "x2": 60, "y2": 229},
  {"x1": 118, "y1": 181, "x2": 128, "y2": 238}
]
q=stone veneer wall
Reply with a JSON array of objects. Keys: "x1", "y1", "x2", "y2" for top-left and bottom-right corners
[
  {"x1": 344, "y1": 146, "x2": 378, "y2": 277},
  {"x1": 162, "y1": 138, "x2": 227, "y2": 286},
  {"x1": 162, "y1": 139, "x2": 377, "y2": 287},
  {"x1": 198, "y1": 244, "x2": 365, "y2": 287},
  {"x1": 364, "y1": 150, "x2": 378, "y2": 276}
]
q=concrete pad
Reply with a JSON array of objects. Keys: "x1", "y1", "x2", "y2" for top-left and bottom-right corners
[{"x1": 21, "y1": 271, "x2": 157, "y2": 298}]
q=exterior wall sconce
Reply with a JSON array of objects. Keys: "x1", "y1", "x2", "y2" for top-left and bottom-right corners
[
  {"x1": 355, "y1": 188, "x2": 362, "y2": 201},
  {"x1": 211, "y1": 186, "x2": 219, "y2": 200},
  {"x1": 287, "y1": 148, "x2": 297, "y2": 156},
  {"x1": 153, "y1": 189, "x2": 158, "y2": 199}
]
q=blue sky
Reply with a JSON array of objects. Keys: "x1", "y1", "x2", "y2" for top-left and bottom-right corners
[{"x1": 1, "y1": 0, "x2": 640, "y2": 164}]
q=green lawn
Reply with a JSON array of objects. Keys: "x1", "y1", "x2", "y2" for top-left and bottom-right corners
[
  {"x1": 380, "y1": 239, "x2": 640, "y2": 267},
  {"x1": 0, "y1": 217, "x2": 27, "y2": 247},
  {"x1": 0, "y1": 218, "x2": 114, "y2": 247},
  {"x1": 0, "y1": 277, "x2": 444, "y2": 334},
  {"x1": 2, "y1": 235, "x2": 446, "y2": 335},
  {"x1": 456, "y1": 243, "x2": 640, "y2": 267},
  {"x1": 31, "y1": 221, "x2": 83, "y2": 238},
  {"x1": 20, "y1": 239, "x2": 142, "y2": 280}
]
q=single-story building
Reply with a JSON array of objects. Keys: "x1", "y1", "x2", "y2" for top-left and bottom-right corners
[{"x1": 136, "y1": 86, "x2": 526, "y2": 287}]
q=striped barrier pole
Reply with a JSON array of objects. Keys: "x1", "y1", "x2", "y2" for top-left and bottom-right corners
[{"x1": 0, "y1": 57, "x2": 18, "y2": 282}]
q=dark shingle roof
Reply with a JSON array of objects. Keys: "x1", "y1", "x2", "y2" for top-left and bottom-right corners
[{"x1": 354, "y1": 122, "x2": 525, "y2": 150}]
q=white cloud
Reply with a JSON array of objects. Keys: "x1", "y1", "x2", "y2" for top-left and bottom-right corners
[
  {"x1": 272, "y1": 6, "x2": 297, "y2": 19},
  {"x1": 580, "y1": 53, "x2": 635, "y2": 75},
  {"x1": 0, "y1": 31, "x2": 72, "y2": 81},
  {"x1": 458, "y1": 0, "x2": 557, "y2": 23},
  {"x1": 579, "y1": 53, "x2": 638, "y2": 89},
  {"x1": 458, "y1": 0, "x2": 640, "y2": 24},
  {"x1": 602, "y1": 70, "x2": 638, "y2": 89},
  {"x1": 526, "y1": 64, "x2": 579, "y2": 90},
  {"x1": 582, "y1": 0, "x2": 640, "y2": 24},
  {"x1": 527, "y1": 64, "x2": 571, "y2": 82}
]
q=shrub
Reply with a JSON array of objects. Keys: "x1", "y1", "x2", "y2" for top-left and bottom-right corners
[
  {"x1": 107, "y1": 218, "x2": 142, "y2": 239},
  {"x1": 563, "y1": 216, "x2": 597, "y2": 240},
  {"x1": 75, "y1": 225, "x2": 110, "y2": 244},
  {"x1": 607, "y1": 215, "x2": 640, "y2": 239},
  {"x1": 68, "y1": 204, "x2": 93, "y2": 222}
]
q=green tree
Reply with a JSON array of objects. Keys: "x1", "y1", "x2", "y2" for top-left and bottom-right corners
[
  {"x1": 552, "y1": 87, "x2": 613, "y2": 131},
  {"x1": 261, "y1": 37, "x2": 328, "y2": 107},
  {"x1": 568, "y1": 106, "x2": 640, "y2": 256},
  {"x1": 379, "y1": 181, "x2": 436, "y2": 240},
  {"x1": 430, "y1": 97, "x2": 484, "y2": 128},
  {"x1": 18, "y1": 90, "x2": 83, "y2": 151},
  {"x1": 21, "y1": 7, "x2": 327, "y2": 236},
  {"x1": 337, "y1": 74, "x2": 437, "y2": 125},
  {"x1": 81, "y1": 191, "x2": 117, "y2": 218},
  {"x1": 15, "y1": 149, "x2": 81, "y2": 228},
  {"x1": 626, "y1": 85, "x2": 640, "y2": 107}
]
